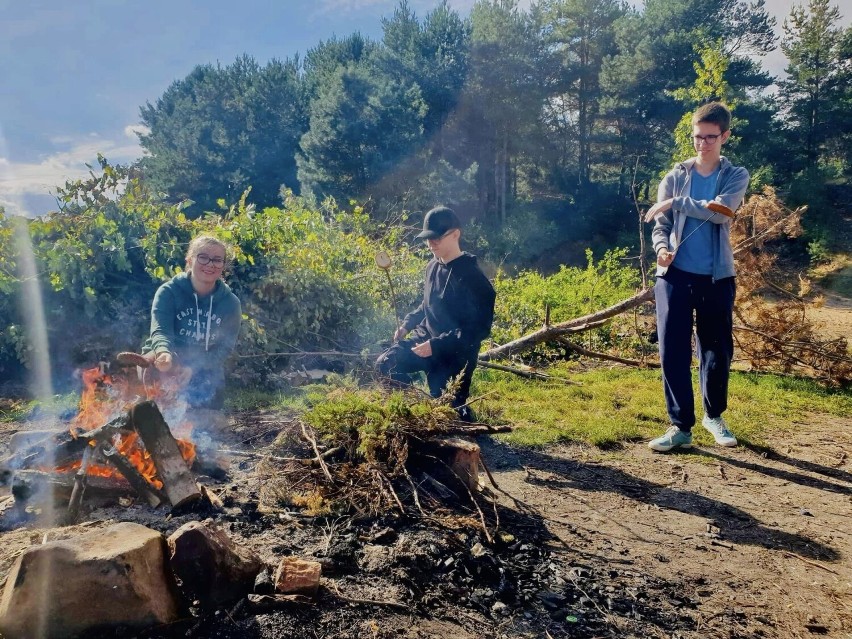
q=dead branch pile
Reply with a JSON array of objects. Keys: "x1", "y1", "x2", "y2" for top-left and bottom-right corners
[
  {"x1": 731, "y1": 188, "x2": 851, "y2": 385},
  {"x1": 256, "y1": 387, "x2": 507, "y2": 535}
]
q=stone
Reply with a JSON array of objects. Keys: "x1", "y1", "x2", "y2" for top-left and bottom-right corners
[
  {"x1": 0, "y1": 522, "x2": 181, "y2": 639},
  {"x1": 167, "y1": 521, "x2": 263, "y2": 608},
  {"x1": 273, "y1": 557, "x2": 322, "y2": 597},
  {"x1": 254, "y1": 568, "x2": 274, "y2": 595}
]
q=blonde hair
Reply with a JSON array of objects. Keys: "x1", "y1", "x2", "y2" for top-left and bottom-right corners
[{"x1": 186, "y1": 235, "x2": 231, "y2": 267}]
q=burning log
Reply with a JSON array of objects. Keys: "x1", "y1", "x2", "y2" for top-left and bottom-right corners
[
  {"x1": 65, "y1": 446, "x2": 94, "y2": 524},
  {"x1": 0, "y1": 414, "x2": 130, "y2": 483},
  {"x1": 11, "y1": 469, "x2": 133, "y2": 508},
  {"x1": 100, "y1": 444, "x2": 165, "y2": 507},
  {"x1": 129, "y1": 401, "x2": 201, "y2": 509}
]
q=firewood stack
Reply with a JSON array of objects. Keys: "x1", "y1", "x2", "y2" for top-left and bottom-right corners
[{"x1": 0, "y1": 400, "x2": 201, "y2": 521}]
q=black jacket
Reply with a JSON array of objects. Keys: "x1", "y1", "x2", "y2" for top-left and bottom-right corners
[{"x1": 401, "y1": 253, "x2": 496, "y2": 359}]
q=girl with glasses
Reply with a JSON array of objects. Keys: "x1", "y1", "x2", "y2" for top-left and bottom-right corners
[{"x1": 140, "y1": 235, "x2": 242, "y2": 410}]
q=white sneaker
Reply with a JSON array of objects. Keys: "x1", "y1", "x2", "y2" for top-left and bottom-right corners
[{"x1": 702, "y1": 415, "x2": 737, "y2": 447}]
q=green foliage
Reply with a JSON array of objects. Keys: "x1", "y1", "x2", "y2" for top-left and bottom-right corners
[
  {"x1": 491, "y1": 247, "x2": 639, "y2": 345},
  {"x1": 302, "y1": 388, "x2": 454, "y2": 461},
  {"x1": 297, "y1": 56, "x2": 428, "y2": 205},
  {"x1": 779, "y1": 0, "x2": 851, "y2": 172},
  {"x1": 466, "y1": 206, "x2": 558, "y2": 265},
  {"x1": 215, "y1": 193, "x2": 425, "y2": 383},
  {"x1": 139, "y1": 55, "x2": 307, "y2": 216},
  {"x1": 807, "y1": 234, "x2": 832, "y2": 265},
  {"x1": 669, "y1": 40, "x2": 737, "y2": 162}
]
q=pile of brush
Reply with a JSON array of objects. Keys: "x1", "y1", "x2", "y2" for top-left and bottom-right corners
[{"x1": 256, "y1": 385, "x2": 510, "y2": 540}]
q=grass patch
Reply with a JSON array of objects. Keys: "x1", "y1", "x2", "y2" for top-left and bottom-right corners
[
  {"x1": 225, "y1": 374, "x2": 362, "y2": 414},
  {"x1": 0, "y1": 399, "x2": 36, "y2": 423},
  {"x1": 471, "y1": 364, "x2": 851, "y2": 448},
  {"x1": 0, "y1": 394, "x2": 79, "y2": 423},
  {"x1": 186, "y1": 367, "x2": 852, "y2": 450}
]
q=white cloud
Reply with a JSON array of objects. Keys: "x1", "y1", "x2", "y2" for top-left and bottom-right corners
[
  {"x1": 125, "y1": 124, "x2": 150, "y2": 139},
  {"x1": 0, "y1": 128, "x2": 143, "y2": 217}
]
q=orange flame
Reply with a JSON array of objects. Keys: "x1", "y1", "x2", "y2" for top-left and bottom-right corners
[{"x1": 63, "y1": 366, "x2": 197, "y2": 490}]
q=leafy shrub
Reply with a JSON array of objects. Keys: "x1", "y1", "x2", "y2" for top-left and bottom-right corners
[
  {"x1": 807, "y1": 234, "x2": 831, "y2": 265},
  {"x1": 466, "y1": 207, "x2": 559, "y2": 265},
  {"x1": 491, "y1": 247, "x2": 640, "y2": 349},
  {"x1": 0, "y1": 161, "x2": 427, "y2": 390}
]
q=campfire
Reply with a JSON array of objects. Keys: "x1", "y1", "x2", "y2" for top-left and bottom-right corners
[{"x1": 1, "y1": 364, "x2": 202, "y2": 521}]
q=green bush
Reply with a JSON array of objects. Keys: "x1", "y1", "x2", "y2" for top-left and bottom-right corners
[
  {"x1": 492, "y1": 247, "x2": 640, "y2": 351},
  {"x1": 0, "y1": 161, "x2": 427, "y2": 389}
]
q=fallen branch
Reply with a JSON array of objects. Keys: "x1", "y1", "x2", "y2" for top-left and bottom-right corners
[
  {"x1": 300, "y1": 422, "x2": 334, "y2": 483},
  {"x1": 375, "y1": 470, "x2": 405, "y2": 514},
  {"x1": 328, "y1": 582, "x2": 409, "y2": 610},
  {"x1": 219, "y1": 446, "x2": 342, "y2": 465},
  {"x1": 476, "y1": 360, "x2": 578, "y2": 383},
  {"x1": 559, "y1": 339, "x2": 660, "y2": 368},
  {"x1": 782, "y1": 551, "x2": 840, "y2": 575},
  {"x1": 476, "y1": 199, "x2": 805, "y2": 368},
  {"x1": 479, "y1": 288, "x2": 654, "y2": 361}
]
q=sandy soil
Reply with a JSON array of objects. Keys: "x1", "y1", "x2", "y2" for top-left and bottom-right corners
[{"x1": 482, "y1": 420, "x2": 852, "y2": 638}]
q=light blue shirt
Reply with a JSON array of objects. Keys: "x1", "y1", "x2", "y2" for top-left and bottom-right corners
[{"x1": 673, "y1": 167, "x2": 720, "y2": 275}]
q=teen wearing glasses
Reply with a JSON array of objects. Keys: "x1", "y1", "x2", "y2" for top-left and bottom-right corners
[
  {"x1": 141, "y1": 235, "x2": 242, "y2": 409},
  {"x1": 376, "y1": 206, "x2": 496, "y2": 421},
  {"x1": 643, "y1": 102, "x2": 749, "y2": 452}
]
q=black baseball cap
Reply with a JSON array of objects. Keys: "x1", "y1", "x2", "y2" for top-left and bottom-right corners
[{"x1": 416, "y1": 206, "x2": 462, "y2": 239}]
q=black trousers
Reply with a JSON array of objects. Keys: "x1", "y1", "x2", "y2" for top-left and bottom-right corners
[
  {"x1": 654, "y1": 266, "x2": 736, "y2": 432},
  {"x1": 375, "y1": 329, "x2": 478, "y2": 407}
]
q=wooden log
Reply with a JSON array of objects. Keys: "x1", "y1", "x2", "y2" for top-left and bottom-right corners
[
  {"x1": 100, "y1": 444, "x2": 164, "y2": 508},
  {"x1": 11, "y1": 469, "x2": 132, "y2": 507},
  {"x1": 129, "y1": 401, "x2": 201, "y2": 509},
  {"x1": 9, "y1": 430, "x2": 58, "y2": 454},
  {"x1": 0, "y1": 415, "x2": 130, "y2": 484},
  {"x1": 413, "y1": 437, "x2": 481, "y2": 493},
  {"x1": 65, "y1": 447, "x2": 94, "y2": 524}
]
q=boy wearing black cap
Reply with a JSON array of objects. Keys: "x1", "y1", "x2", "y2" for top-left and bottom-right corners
[{"x1": 376, "y1": 205, "x2": 496, "y2": 421}]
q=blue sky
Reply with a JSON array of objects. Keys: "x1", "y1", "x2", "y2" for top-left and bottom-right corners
[{"x1": 0, "y1": 0, "x2": 846, "y2": 217}]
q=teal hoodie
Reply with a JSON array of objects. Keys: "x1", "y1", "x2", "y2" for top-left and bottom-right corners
[{"x1": 142, "y1": 272, "x2": 241, "y2": 377}]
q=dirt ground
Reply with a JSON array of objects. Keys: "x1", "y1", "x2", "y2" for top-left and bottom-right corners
[
  {"x1": 483, "y1": 422, "x2": 852, "y2": 638},
  {"x1": 1, "y1": 405, "x2": 850, "y2": 639}
]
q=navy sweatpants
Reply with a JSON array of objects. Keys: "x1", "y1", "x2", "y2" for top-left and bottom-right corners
[{"x1": 654, "y1": 266, "x2": 736, "y2": 432}]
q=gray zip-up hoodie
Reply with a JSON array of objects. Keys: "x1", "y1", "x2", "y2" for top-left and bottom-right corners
[{"x1": 652, "y1": 156, "x2": 749, "y2": 281}]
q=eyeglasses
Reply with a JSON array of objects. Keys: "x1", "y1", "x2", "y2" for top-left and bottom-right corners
[
  {"x1": 693, "y1": 134, "x2": 721, "y2": 145},
  {"x1": 195, "y1": 254, "x2": 225, "y2": 267}
]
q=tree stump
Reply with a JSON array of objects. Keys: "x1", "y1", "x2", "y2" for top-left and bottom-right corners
[{"x1": 415, "y1": 437, "x2": 481, "y2": 493}]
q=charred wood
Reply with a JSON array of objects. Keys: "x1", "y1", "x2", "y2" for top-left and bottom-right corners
[
  {"x1": 0, "y1": 415, "x2": 130, "y2": 485},
  {"x1": 100, "y1": 444, "x2": 164, "y2": 507},
  {"x1": 130, "y1": 401, "x2": 201, "y2": 509}
]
